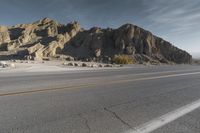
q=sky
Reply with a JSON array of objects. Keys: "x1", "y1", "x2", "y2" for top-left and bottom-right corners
[{"x1": 0, "y1": 0, "x2": 200, "y2": 57}]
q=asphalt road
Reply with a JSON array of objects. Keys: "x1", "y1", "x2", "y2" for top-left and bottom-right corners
[{"x1": 0, "y1": 65, "x2": 200, "y2": 133}]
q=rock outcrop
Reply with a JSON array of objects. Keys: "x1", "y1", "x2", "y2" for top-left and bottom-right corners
[
  {"x1": 0, "y1": 18, "x2": 192, "y2": 64},
  {"x1": 0, "y1": 26, "x2": 11, "y2": 50}
]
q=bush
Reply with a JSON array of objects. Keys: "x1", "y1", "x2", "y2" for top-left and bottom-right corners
[{"x1": 112, "y1": 55, "x2": 135, "y2": 64}]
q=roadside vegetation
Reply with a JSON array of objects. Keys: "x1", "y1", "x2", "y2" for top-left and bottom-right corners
[
  {"x1": 193, "y1": 59, "x2": 200, "y2": 65},
  {"x1": 112, "y1": 55, "x2": 135, "y2": 64}
]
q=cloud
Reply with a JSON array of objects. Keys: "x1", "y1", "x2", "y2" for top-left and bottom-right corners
[{"x1": 142, "y1": 0, "x2": 200, "y2": 36}]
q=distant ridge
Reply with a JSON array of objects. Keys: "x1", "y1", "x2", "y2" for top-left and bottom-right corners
[
  {"x1": 192, "y1": 52, "x2": 200, "y2": 59},
  {"x1": 0, "y1": 18, "x2": 192, "y2": 64}
]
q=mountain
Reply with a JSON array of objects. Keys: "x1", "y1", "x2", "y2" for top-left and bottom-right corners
[{"x1": 0, "y1": 18, "x2": 192, "y2": 64}]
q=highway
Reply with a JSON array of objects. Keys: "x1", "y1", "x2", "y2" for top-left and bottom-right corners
[{"x1": 0, "y1": 65, "x2": 200, "y2": 133}]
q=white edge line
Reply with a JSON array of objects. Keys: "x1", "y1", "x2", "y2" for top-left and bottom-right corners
[{"x1": 127, "y1": 98, "x2": 200, "y2": 133}]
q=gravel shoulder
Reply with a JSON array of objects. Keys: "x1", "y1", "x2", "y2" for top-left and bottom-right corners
[{"x1": 0, "y1": 60, "x2": 126, "y2": 74}]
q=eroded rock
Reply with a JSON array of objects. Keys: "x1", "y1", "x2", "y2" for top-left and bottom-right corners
[{"x1": 0, "y1": 18, "x2": 192, "y2": 64}]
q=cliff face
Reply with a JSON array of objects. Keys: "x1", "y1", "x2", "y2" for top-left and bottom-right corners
[{"x1": 0, "y1": 18, "x2": 192, "y2": 64}]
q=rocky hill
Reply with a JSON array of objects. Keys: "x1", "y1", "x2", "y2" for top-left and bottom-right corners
[{"x1": 0, "y1": 18, "x2": 192, "y2": 64}]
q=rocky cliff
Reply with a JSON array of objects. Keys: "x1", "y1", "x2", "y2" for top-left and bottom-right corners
[{"x1": 0, "y1": 18, "x2": 192, "y2": 64}]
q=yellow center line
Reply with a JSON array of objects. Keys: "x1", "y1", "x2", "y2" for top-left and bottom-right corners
[
  {"x1": 0, "y1": 71, "x2": 200, "y2": 97},
  {"x1": 0, "y1": 84, "x2": 96, "y2": 97}
]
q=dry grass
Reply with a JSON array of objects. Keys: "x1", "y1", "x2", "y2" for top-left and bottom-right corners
[
  {"x1": 112, "y1": 55, "x2": 135, "y2": 64},
  {"x1": 193, "y1": 59, "x2": 200, "y2": 64}
]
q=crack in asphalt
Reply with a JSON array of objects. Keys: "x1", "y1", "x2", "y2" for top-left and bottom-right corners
[
  {"x1": 50, "y1": 83, "x2": 200, "y2": 126},
  {"x1": 104, "y1": 107, "x2": 133, "y2": 129},
  {"x1": 78, "y1": 114, "x2": 91, "y2": 133}
]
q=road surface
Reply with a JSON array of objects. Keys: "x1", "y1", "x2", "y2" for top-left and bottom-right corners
[{"x1": 0, "y1": 65, "x2": 200, "y2": 133}]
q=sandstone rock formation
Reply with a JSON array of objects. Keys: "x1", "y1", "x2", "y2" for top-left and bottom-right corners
[{"x1": 0, "y1": 18, "x2": 192, "y2": 64}]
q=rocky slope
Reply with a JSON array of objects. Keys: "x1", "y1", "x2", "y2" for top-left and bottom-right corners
[{"x1": 0, "y1": 18, "x2": 192, "y2": 64}]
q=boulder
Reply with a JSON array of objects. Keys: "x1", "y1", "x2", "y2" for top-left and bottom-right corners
[
  {"x1": 74, "y1": 63, "x2": 80, "y2": 67},
  {"x1": 68, "y1": 62, "x2": 74, "y2": 66},
  {"x1": 82, "y1": 63, "x2": 88, "y2": 67},
  {"x1": 94, "y1": 49, "x2": 101, "y2": 57},
  {"x1": 104, "y1": 64, "x2": 113, "y2": 67},
  {"x1": 0, "y1": 61, "x2": 9, "y2": 68}
]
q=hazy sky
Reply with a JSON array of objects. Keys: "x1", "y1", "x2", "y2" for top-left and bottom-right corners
[{"x1": 0, "y1": 0, "x2": 200, "y2": 57}]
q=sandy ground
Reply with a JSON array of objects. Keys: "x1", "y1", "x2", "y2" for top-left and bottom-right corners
[
  {"x1": 0, "y1": 60, "x2": 131, "y2": 73},
  {"x1": 1, "y1": 60, "x2": 186, "y2": 74}
]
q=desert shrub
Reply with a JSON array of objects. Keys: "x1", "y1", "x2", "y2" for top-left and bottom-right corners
[
  {"x1": 193, "y1": 59, "x2": 200, "y2": 64},
  {"x1": 112, "y1": 55, "x2": 135, "y2": 64}
]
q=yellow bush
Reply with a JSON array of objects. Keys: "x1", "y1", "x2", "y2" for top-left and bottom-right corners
[{"x1": 112, "y1": 55, "x2": 135, "y2": 64}]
